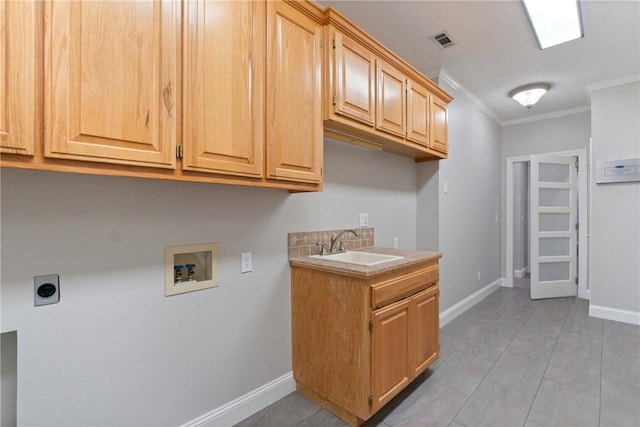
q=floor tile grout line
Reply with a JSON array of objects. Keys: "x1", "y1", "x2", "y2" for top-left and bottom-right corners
[
  {"x1": 522, "y1": 296, "x2": 576, "y2": 426},
  {"x1": 448, "y1": 290, "x2": 534, "y2": 427}
]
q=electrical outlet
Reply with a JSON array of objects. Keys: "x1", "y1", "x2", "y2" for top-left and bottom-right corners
[
  {"x1": 359, "y1": 213, "x2": 368, "y2": 227},
  {"x1": 241, "y1": 252, "x2": 252, "y2": 273},
  {"x1": 34, "y1": 274, "x2": 60, "y2": 306},
  {"x1": 393, "y1": 237, "x2": 399, "y2": 249}
]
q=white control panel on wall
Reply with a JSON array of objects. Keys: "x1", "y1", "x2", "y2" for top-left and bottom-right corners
[{"x1": 165, "y1": 243, "x2": 219, "y2": 296}]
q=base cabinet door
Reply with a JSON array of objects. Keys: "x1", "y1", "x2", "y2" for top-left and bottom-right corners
[
  {"x1": 182, "y1": 0, "x2": 264, "y2": 178},
  {"x1": 371, "y1": 299, "x2": 411, "y2": 413},
  {"x1": 1, "y1": 0, "x2": 37, "y2": 156},
  {"x1": 45, "y1": 0, "x2": 178, "y2": 168},
  {"x1": 411, "y1": 285, "x2": 439, "y2": 376}
]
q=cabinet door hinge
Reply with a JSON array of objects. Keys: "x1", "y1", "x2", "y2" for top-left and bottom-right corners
[
  {"x1": 368, "y1": 395, "x2": 373, "y2": 408},
  {"x1": 576, "y1": 158, "x2": 579, "y2": 172},
  {"x1": 332, "y1": 95, "x2": 336, "y2": 106},
  {"x1": 176, "y1": 145, "x2": 183, "y2": 159},
  {"x1": 575, "y1": 223, "x2": 579, "y2": 231},
  {"x1": 333, "y1": 38, "x2": 336, "y2": 49},
  {"x1": 369, "y1": 320, "x2": 373, "y2": 333},
  {"x1": 575, "y1": 277, "x2": 578, "y2": 285}
]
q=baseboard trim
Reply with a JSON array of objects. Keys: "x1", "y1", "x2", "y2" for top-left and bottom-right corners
[
  {"x1": 513, "y1": 267, "x2": 528, "y2": 279},
  {"x1": 440, "y1": 279, "x2": 502, "y2": 327},
  {"x1": 182, "y1": 372, "x2": 296, "y2": 427},
  {"x1": 589, "y1": 304, "x2": 640, "y2": 326}
]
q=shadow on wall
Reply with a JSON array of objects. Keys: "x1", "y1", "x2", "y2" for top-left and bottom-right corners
[
  {"x1": 324, "y1": 138, "x2": 419, "y2": 192},
  {"x1": 0, "y1": 168, "x2": 290, "y2": 281}
]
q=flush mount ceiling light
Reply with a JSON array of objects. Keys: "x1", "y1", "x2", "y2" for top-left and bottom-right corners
[
  {"x1": 509, "y1": 83, "x2": 551, "y2": 110},
  {"x1": 522, "y1": 0, "x2": 583, "y2": 49}
]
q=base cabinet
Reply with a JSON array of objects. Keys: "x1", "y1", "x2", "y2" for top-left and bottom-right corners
[{"x1": 291, "y1": 259, "x2": 440, "y2": 426}]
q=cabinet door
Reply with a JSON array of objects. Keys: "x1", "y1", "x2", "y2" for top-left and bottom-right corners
[
  {"x1": 430, "y1": 96, "x2": 448, "y2": 154},
  {"x1": 411, "y1": 285, "x2": 439, "y2": 377},
  {"x1": 183, "y1": 0, "x2": 264, "y2": 178},
  {"x1": 45, "y1": 0, "x2": 178, "y2": 168},
  {"x1": 375, "y1": 60, "x2": 405, "y2": 138},
  {"x1": 371, "y1": 299, "x2": 411, "y2": 413},
  {"x1": 266, "y1": 1, "x2": 322, "y2": 183},
  {"x1": 333, "y1": 30, "x2": 375, "y2": 126},
  {"x1": 1, "y1": 0, "x2": 36, "y2": 155},
  {"x1": 406, "y1": 80, "x2": 429, "y2": 147}
]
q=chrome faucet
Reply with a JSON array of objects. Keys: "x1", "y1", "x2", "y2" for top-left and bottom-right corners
[{"x1": 330, "y1": 229, "x2": 358, "y2": 253}]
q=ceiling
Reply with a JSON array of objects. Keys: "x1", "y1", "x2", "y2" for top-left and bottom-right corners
[{"x1": 317, "y1": 0, "x2": 640, "y2": 125}]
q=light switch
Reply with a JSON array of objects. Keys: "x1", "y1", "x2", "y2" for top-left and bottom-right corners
[
  {"x1": 241, "y1": 252, "x2": 252, "y2": 273},
  {"x1": 359, "y1": 213, "x2": 369, "y2": 227}
]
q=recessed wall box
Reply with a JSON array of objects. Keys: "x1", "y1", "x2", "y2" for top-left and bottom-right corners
[{"x1": 165, "y1": 243, "x2": 219, "y2": 296}]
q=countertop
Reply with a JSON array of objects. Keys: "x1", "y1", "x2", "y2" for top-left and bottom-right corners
[{"x1": 289, "y1": 246, "x2": 442, "y2": 278}]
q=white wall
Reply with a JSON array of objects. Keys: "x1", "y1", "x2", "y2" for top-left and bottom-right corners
[
  {"x1": 417, "y1": 78, "x2": 502, "y2": 312},
  {"x1": 500, "y1": 112, "x2": 591, "y2": 278},
  {"x1": 0, "y1": 139, "x2": 418, "y2": 425},
  {"x1": 589, "y1": 81, "x2": 640, "y2": 321}
]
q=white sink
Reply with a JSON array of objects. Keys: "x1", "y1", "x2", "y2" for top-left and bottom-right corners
[{"x1": 309, "y1": 251, "x2": 404, "y2": 266}]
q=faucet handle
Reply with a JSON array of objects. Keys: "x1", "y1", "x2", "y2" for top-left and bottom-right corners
[
  {"x1": 338, "y1": 240, "x2": 347, "y2": 252},
  {"x1": 316, "y1": 241, "x2": 328, "y2": 256}
]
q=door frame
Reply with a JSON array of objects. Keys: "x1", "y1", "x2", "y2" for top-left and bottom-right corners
[{"x1": 505, "y1": 149, "x2": 589, "y2": 299}]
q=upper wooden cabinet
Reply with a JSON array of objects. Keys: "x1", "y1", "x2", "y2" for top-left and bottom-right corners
[
  {"x1": 406, "y1": 80, "x2": 430, "y2": 147},
  {"x1": 375, "y1": 60, "x2": 406, "y2": 139},
  {"x1": 324, "y1": 9, "x2": 452, "y2": 161},
  {"x1": 44, "y1": 0, "x2": 178, "y2": 168},
  {"x1": 2, "y1": 0, "x2": 322, "y2": 192},
  {"x1": 430, "y1": 95, "x2": 449, "y2": 154},
  {"x1": 182, "y1": 0, "x2": 265, "y2": 178},
  {"x1": 332, "y1": 31, "x2": 375, "y2": 126},
  {"x1": 266, "y1": 1, "x2": 323, "y2": 184},
  {"x1": 1, "y1": 0, "x2": 37, "y2": 156}
]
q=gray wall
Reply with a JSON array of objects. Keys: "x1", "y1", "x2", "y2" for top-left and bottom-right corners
[
  {"x1": 513, "y1": 162, "x2": 529, "y2": 272},
  {"x1": 417, "y1": 78, "x2": 502, "y2": 312},
  {"x1": 500, "y1": 112, "x2": 591, "y2": 277},
  {"x1": 590, "y1": 81, "x2": 640, "y2": 314},
  {"x1": 0, "y1": 139, "x2": 418, "y2": 425}
]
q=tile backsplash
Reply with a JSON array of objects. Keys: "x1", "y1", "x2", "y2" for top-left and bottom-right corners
[{"x1": 287, "y1": 227, "x2": 374, "y2": 259}]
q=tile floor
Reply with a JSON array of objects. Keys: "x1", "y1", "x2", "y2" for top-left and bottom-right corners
[{"x1": 235, "y1": 278, "x2": 640, "y2": 427}]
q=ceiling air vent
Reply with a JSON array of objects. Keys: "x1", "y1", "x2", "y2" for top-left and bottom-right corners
[{"x1": 430, "y1": 31, "x2": 455, "y2": 49}]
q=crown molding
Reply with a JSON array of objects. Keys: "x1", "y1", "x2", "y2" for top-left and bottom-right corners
[
  {"x1": 437, "y1": 68, "x2": 503, "y2": 126},
  {"x1": 502, "y1": 105, "x2": 591, "y2": 127},
  {"x1": 587, "y1": 74, "x2": 640, "y2": 93}
]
